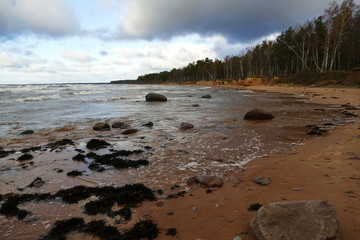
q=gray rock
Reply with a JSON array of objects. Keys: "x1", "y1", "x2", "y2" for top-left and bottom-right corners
[
  {"x1": 198, "y1": 176, "x2": 223, "y2": 188},
  {"x1": 251, "y1": 200, "x2": 340, "y2": 240},
  {"x1": 201, "y1": 94, "x2": 212, "y2": 99},
  {"x1": 244, "y1": 108, "x2": 274, "y2": 120},
  {"x1": 93, "y1": 123, "x2": 110, "y2": 131},
  {"x1": 252, "y1": 177, "x2": 271, "y2": 186},
  {"x1": 145, "y1": 93, "x2": 167, "y2": 102},
  {"x1": 179, "y1": 122, "x2": 194, "y2": 130},
  {"x1": 20, "y1": 130, "x2": 34, "y2": 135},
  {"x1": 112, "y1": 122, "x2": 126, "y2": 128},
  {"x1": 122, "y1": 128, "x2": 138, "y2": 134}
]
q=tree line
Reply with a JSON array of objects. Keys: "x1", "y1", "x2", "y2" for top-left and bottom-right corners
[{"x1": 136, "y1": 0, "x2": 360, "y2": 84}]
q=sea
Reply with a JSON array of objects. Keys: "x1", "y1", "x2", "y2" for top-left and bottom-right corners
[{"x1": 0, "y1": 83, "x2": 343, "y2": 239}]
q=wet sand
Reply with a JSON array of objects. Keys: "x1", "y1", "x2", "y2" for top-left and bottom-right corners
[
  {"x1": 0, "y1": 84, "x2": 359, "y2": 239},
  {"x1": 135, "y1": 84, "x2": 360, "y2": 240}
]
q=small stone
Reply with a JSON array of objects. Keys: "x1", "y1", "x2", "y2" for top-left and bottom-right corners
[
  {"x1": 142, "y1": 122, "x2": 154, "y2": 127},
  {"x1": 191, "y1": 205, "x2": 197, "y2": 212},
  {"x1": 156, "y1": 201, "x2": 165, "y2": 207},
  {"x1": 344, "y1": 190, "x2": 354, "y2": 194},
  {"x1": 201, "y1": 94, "x2": 211, "y2": 99},
  {"x1": 192, "y1": 104, "x2": 200, "y2": 107},
  {"x1": 92, "y1": 123, "x2": 110, "y2": 131},
  {"x1": 112, "y1": 122, "x2": 126, "y2": 128},
  {"x1": 179, "y1": 122, "x2": 194, "y2": 130},
  {"x1": 293, "y1": 188, "x2": 302, "y2": 191},
  {"x1": 19, "y1": 130, "x2": 34, "y2": 135},
  {"x1": 252, "y1": 177, "x2": 271, "y2": 186},
  {"x1": 122, "y1": 128, "x2": 138, "y2": 134},
  {"x1": 198, "y1": 176, "x2": 223, "y2": 188},
  {"x1": 233, "y1": 237, "x2": 243, "y2": 240},
  {"x1": 166, "y1": 211, "x2": 174, "y2": 216}
]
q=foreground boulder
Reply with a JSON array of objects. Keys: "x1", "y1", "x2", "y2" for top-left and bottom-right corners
[
  {"x1": 251, "y1": 200, "x2": 340, "y2": 240},
  {"x1": 244, "y1": 108, "x2": 274, "y2": 120},
  {"x1": 145, "y1": 93, "x2": 167, "y2": 102}
]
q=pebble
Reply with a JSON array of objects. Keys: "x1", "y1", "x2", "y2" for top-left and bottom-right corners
[
  {"x1": 191, "y1": 205, "x2": 197, "y2": 212},
  {"x1": 233, "y1": 237, "x2": 243, "y2": 240},
  {"x1": 293, "y1": 188, "x2": 302, "y2": 191}
]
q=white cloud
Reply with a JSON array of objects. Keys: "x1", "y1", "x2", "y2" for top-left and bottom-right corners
[
  {"x1": 61, "y1": 50, "x2": 95, "y2": 62},
  {"x1": 0, "y1": 0, "x2": 79, "y2": 37}
]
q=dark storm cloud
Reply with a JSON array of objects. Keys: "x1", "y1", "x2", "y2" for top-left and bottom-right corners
[
  {"x1": 0, "y1": 0, "x2": 79, "y2": 38},
  {"x1": 119, "y1": 0, "x2": 339, "y2": 41}
]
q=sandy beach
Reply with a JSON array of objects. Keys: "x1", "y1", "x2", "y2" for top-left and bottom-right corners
[
  {"x1": 0, "y1": 84, "x2": 359, "y2": 240},
  {"x1": 134, "y1": 85, "x2": 360, "y2": 240}
]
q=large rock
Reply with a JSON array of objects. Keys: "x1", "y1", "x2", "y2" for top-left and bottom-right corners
[
  {"x1": 145, "y1": 93, "x2": 167, "y2": 102},
  {"x1": 244, "y1": 108, "x2": 274, "y2": 120},
  {"x1": 250, "y1": 200, "x2": 340, "y2": 240}
]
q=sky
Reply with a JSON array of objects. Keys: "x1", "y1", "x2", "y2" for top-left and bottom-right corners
[{"x1": 0, "y1": 0, "x2": 357, "y2": 84}]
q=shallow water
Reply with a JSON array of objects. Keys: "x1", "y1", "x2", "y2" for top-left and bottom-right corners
[{"x1": 0, "y1": 83, "x2": 344, "y2": 239}]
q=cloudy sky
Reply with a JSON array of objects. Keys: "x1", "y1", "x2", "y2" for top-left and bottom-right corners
[{"x1": 0, "y1": 0, "x2": 356, "y2": 84}]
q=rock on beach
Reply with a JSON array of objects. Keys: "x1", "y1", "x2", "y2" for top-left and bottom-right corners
[
  {"x1": 179, "y1": 122, "x2": 194, "y2": 130},
  {"x1": 251, "y1": 200, "x2": 340, "y2": 240},
  {"x1": 93, "y1": 123, "x2": 110, "y2": 131},
  {"x1": 244, "y1": 108, "x2": 274, "y2": 120},
  {"x1": 145, "y1": 93, "x2": 167, "y2": 102}
]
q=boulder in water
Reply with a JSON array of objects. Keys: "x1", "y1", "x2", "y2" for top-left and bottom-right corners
[
  {"x1": 244, "y1": 108, "x2": 274, "y2": 120},
  {"x1": 145, "y1": 93, "x2": 167, "y2": 102}
]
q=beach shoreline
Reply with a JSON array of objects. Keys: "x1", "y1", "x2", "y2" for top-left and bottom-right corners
[
  {"x1": 135, "y1": 83, "x2": 360, "y2": 240},
  {"x1": 0, "y1": 84, "x2": 359, "y2": 239}
]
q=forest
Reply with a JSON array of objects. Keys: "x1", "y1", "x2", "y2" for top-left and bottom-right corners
[{"x1": 132, "y1": 0, "x2": 360, "y2": 84}]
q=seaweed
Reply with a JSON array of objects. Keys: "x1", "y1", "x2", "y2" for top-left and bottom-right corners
[
  {"x1": 66, "y1": 170, "x2": 83, "y2": 177},
  {"x1": 109, "y1": 207, "x2": 132, "y2": 221},
  {"x1": 72, "y1": 153, "x2": 86, "y2": 162},
  {"x1": 55, "y1": 185, "x2": 92, "y2": 204},
  {"x1": 84, "y1": 198, "x2": 115, "y2": 215},
  {"x1": 86, "y1": 139, "x2": 110, "y2": 150},
  {"x1": 88, "y1": 162, "x2": 105, "y2": 172},
  {"x1": 46, "y1": 139, "x2": 75, "y2": 150},
  {"x1": 17, "y1": 154, "x2": 34, "y2": 161},
  {"x1": 0, "y1": 193, "x2": 52, "y2": 219},
  {"x1": 21, "y1": 146, "x2": 42, "y2": 153},
  {"x1": 0, "y1": 150, "x2": 15, "y2": 158},
  {"x1": 123, "y1": 220, "x2": 159, "y2": 240},
  {"x1": 42, "y1": 217, "x2": 85, "y2": 240},
  {"x1": 83, "y1": 220, "x2": 122, "y2": 240},
  {"x1": 87, "y1": 150, "x2": 149, "y2": 169},
  {"x1": 166, "y1": 228, "x2": 177, "y2": 236},
  {"x1": 166, "y1": 191, "x2": 187, "y2": 199},
  {"x1": 42, "y1": 218, "x2": 158, "y2": 240}
]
